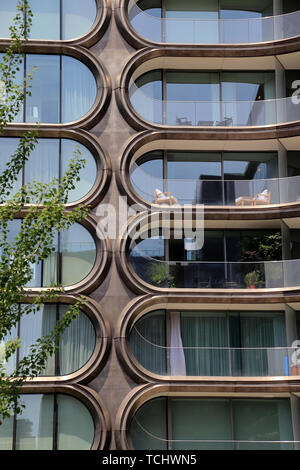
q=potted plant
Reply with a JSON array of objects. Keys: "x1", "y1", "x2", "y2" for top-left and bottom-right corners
[
  {"x1": 148, "y1": 262, "x2": 176, "y2": 288},
  {"x1": 244, "y1": 270, "x2": 261, "y2": 289}
]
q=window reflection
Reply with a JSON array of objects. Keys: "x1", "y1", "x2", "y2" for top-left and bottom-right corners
[
  {"x1": 130, "y1": 0, "x2": 300, "y2": 44},
  {"x1": 131, "y1": 150, "x2": 278, "y2": 205},
  {"x1": 1, "y1": 220, "x2": 96, "y2": 288},
  {"x1": 132, "y1": 70, "x2": 276, "y2": 126},
  {"x1": 0, "y1": 394, "x2": 95, "y2": 450},
  {"x1": 0, "y1": 54, "x2": 97, "y2": 124},
  {"x1": 0, "y1": 0, "x2": 97, "y2": 41},
  {"x1": 130, "y1": 397, "x2": 295, "y2": 450},
  {"x1": 0, "y1": 137, "x2": 97, "y2": 203}
]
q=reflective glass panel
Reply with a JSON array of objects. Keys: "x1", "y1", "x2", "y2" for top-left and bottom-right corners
[
  {"x1": 29, "y1": 0, "x2": 60, "y2": 40},
  {"x1": 61, "y1": 55, "x2": 97, "y2": 123},
  {"x1": 15, "y1": 394, "x2": 54, "y2": 450},
  {"x1": 26, "y1": 55, "x2": 60, "y2": 123},
  {"x1": 62, "y1": 0, "x2": 97, "y2": 40}
]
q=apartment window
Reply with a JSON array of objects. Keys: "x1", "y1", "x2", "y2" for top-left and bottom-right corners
[
  {"x1": 131, "y1": 70, "x2": 276, "y2": 126},
  {"x1": 0, "y1": 0, "x2": 97, "y2": 40},
  {"x1": 2, "y1": 304, "x2": 96, "y2": 377},
  {"x1": 3, "y1": 220, "x2": 96, "y2": 287},
  {"x1": 0, "y1": 53, "x2": 97, "y2": 124},
  {"x1": 0, "y1": 137, "x2": 97, "y2": 203},
  {"x1": 0, "y1": 394, "x2": 95, "y2": 450},
  {"x1": 130, "y1": 310, "x2": 287, "y2": 376},
  {"x1": 130, "y1": 397, "x2": 294, "y2": 450},
  {"x1": 131, "y1": 150, "x2": 278, "y2": 205}
]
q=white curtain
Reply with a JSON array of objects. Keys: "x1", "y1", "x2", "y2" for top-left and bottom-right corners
[
  {"x1": 169, "y1": 311, "x2": 186, "y2": 375},
  {"x1": 59, "y1": 305, "x2": 95, "y2": 375},
  {"x1": 62, "y1": 56, "x2": 97, "y2": 123}
]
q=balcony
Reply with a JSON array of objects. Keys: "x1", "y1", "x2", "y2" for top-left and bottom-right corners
[
  {"x1": 129, "y1": 256, "x2": 300, "y2": 289},
  {"x1": 130, "y1": 163, "x2": 300, "y2": 207},
  {"x1": 129, "y1": 83, "x2": 300, "y2": 127},
  {"x1": 128, "y1": 0, "x2": 300, "y2": 45}
]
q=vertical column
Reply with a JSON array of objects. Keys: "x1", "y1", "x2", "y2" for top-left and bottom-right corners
[
  {"x1": 273, "y1": 0, "x2": 283, "y2": 15},
  {"x1": 273, "y1": 0, "x2": 283, "y2": 41},
  {"x1": 285, "y1": 305, "x2": 298, "y2": 377},
  {"x1": 275, "y1": 57, "x2": 286, "y2": 127},
  {"x1": 291, "y1": 394, "x2": 300, "y2": 450},
  {"x1": 278, "y1": 141, "x2": 288, "y2": 204}
]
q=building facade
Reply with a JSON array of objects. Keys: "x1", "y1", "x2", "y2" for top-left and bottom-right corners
[{"x1": 1, "y1": 0, "x2": 300, "y2": 450}]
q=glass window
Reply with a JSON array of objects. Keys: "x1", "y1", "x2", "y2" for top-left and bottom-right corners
[
  {"x1": 180, "y1": 311, "x2": 228, "y2": 376},
  {"x1": 0, "y1": 137, "x2": 97, "y2": 203},
  {"x1": 8, "y1": 304, "x2": 96, "y2": 377},
  {"x1": 165, "y1": 0, "x2": 219, "y2": 43},
  {"x1": 61, "y1": 139, "x2": 97, "y2": 202},
  {"x1": 62, "y1": 0, "x2": 97, "y2": 40},
  {"x1": 131, "y1": 397, "x2": 295, "y2": 450},
  {"x1": 283, "y1": 0, "x2": 300, "y2": 15},
  {"x1": 232, "y1": 399, "x2": 293, "y2": 450},
  {"x1": 1, "y1": 394, "x2": 95, "y2": 450},
  {"x1": 130, "y1": 150, "x2": 280, "y2": 206},
  {"x1": 220, "y1": 0, "x2": 273, "y2": 18},
  {"x1": 130, "y1": 397, "x2": 167, "y2": 450},
  {"x1": 167, "y1": 152, "x2": 222, "y2": 204},
  {"x1": 1, "y1": 53, "x2": 97, "y2": 124},
  {"x1": 130, "y1": 310, "x2": 166, "y2": 375},
  {"x1": 29, "y1": 0, "x2": 60, "y2": 40},
  {"x1": 24, "y1": 138, "x2": 59, "y2": 189},
  {"x1": 172, "y1": 398, "x2": 232, "y2": 450},
  {"x1": 131, "y1": 70, "x2": 163, "y2": 124},
  {"x1": 59, "y1": 304, "x2": 96, "y2": 375},
  {"x1": 26, "y1": 55, "x2": 60, "y2": 123},
  {"x1": 2, "y1": 220, "x2": 96, "y2": 287},
  {"x1": 0, "y1": 0, "x2": 18, "y2": 38},
  {"x1": 61, "y1": 223, "x2": 96, "y2": 286},
  {"x1": 0, "y1": 0, "x2": 97, "y2": 40},
  {"x1": 16, "y1": 394, "x2": 54, "y2": 450},
  {"x1": 132, "y1": 151, "x2": 164, "y2": 202},
  {"x1": 57, "y1": 394, "x2": 95, "y2": 450},
  {"x1": 287, "y1": 152, "x2": 300, "y2": 177},
  {"x1": 130, "y1": 0, "x2": 162, "y2": 42},
  {"x1": 61, "y1": 55, "x2": 97, "y2": 123},
  {"x1": 130, "y1": 310, "x2": 287, "y2": 377}
]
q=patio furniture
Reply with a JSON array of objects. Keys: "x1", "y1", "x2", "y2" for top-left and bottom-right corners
[
  {"x1": 176, "y1": 116, "x2": 192, "y2": 126},
  {"x1": 154, "y1": 189, "x2": 178, "y2": 206},
  {"x1": 235, "y1": 195, "x2": 254, "y2": 206},
  {"x1": 216, "y1": 117, "x2": 233, "y2": 126},
  {"x1": 253, "y1": 189, "x2": 271, "y2": 205}
]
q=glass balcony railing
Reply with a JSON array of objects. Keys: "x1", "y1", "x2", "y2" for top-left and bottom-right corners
[
  {"x1": 130, "y1": 255, "x2": 300, "y2": 289},
  {"x1": 130, "y1": 330, "x2": 300, "y2": 376},
  {"x1": 131, "y1": 416, "x2": 298, "y2": 450},
  {"x1": 128, "y1": 1, "x2": 300, "y2": 44},
  {"x1": 129, "y1": 85, "x2": 300, "y2": 127},
  {"x1": 130, "y1": 162, "x2": 300, "y2": 206}
]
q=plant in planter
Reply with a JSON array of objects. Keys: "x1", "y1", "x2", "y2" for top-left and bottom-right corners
[
  {"x1": 244, "y1": 270, "x2": 261, "y2": 289},
  {"x1": 149, "y1": 262, "x2": 176, "y2": 288}
]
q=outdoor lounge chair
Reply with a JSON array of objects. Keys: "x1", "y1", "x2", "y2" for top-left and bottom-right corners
[
  {"x1": 253, "y1": 189, "x2": 271, "y2": 205},
  {"x1": 154, "y1": 189, "x2": 178, "y2": 206}
]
